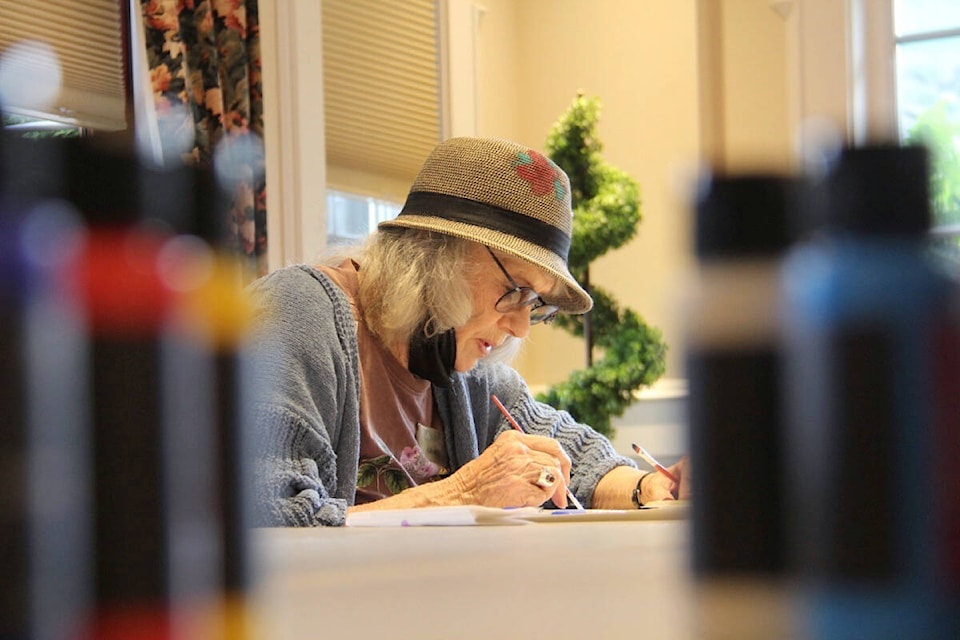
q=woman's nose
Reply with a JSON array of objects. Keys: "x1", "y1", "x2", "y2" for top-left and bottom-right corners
[{"x1": 499, "y1": 306, "x2": 532, "y2": 339}]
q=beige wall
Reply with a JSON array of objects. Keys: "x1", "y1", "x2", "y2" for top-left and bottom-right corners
[
  {"x1": 469, "y1": 0, "x2": 796, "y2": 387},
  {"x1": 713, "y1": 0, "x2": 794, "y2": 172},
  {"x1": 472, "y1": 0, "x2": 702, "y2": 385}
]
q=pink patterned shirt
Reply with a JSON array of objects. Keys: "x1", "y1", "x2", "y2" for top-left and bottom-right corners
[{"x1": 318, "y1": 261, "x2": 449, "y2": 504}]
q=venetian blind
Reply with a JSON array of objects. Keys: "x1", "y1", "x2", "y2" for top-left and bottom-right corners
[
  {"x1": 0, "y1": 0, "x2": 127, "y2": 130},
  {"x1": 322, "y1": 0, "x2": 442, "y2": 189}
]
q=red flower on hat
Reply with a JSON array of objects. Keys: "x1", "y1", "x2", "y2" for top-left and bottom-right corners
[{"x1": 516, "y1": 150, "x2": 566, "y2": 201}]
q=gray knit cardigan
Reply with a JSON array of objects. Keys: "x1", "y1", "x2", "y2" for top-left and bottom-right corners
[{"x1": 247, "y1": 265, "x2": 635, "y2": 526}]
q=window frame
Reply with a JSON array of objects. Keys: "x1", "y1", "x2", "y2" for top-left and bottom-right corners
[
  {"x1": 891, "y1": 3, "x2": 960, "y2": 230},
  {"x1": 845, "y1": 0, "x2": 960, "y2": 234},
  {"x1": 0, "y1": 0, "x2": 133, "y2": 132},
  {"x1": 888, "y1": 0, "x2": 960, "y2": 273}
]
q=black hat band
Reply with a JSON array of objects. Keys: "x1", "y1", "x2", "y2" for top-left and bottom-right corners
[{"x1": 398, "y1": 190, "x2": 571, "y2": 259}]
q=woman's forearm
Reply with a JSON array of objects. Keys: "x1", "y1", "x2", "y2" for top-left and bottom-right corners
[
  {"x1": 346, "y1": 474, "x2": 468, "y2": 514},
  {"x1": 592, "y1": 465, "x2": 645, "y2": 510}
]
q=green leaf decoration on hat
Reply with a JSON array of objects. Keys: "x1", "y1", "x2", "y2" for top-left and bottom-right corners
[
  {"x1": 515, "y1": 149, "x2": 567, "y2": 201},
  {"x1": 535, "y1": 93, "x2": 667, "y2": 437}
]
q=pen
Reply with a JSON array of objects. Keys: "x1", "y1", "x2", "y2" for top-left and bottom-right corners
[
  {"x1": 631, "y1": 443, "x2": 680, "y2": 483},
  {"x1": 491, "y1": 394, "x2": 585, "y2": 510}
]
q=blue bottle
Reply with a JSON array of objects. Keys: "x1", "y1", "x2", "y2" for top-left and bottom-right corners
[{"x1": 782, "y1": 144, "x2": 960, "y2": 639}]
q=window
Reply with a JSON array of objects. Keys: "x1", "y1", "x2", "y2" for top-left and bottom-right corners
[
  {"x1": 1, "y1": 113, "x2": 81, "y2": 139},
  {"x1": 326, "y1": 190, "x2": 402, "y2": 247},
  {"x1": 893, "y1": 0, "x2": 960, "y2": 233},
  {"x1": 320, "y1": 0, "x2": 442, "y2": 248},
  {"x1": 322, "y1": 0, "x2": 442, "y2": 189},
  {"x1": 0, "y1": 0, "x2": 128, "y2": 131}
]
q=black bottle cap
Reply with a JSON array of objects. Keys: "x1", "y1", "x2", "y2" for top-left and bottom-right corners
[
  {"x1": 694, "y1": 173, "x2": 795, "y2": 258},
  {"x1": 811, "y1": 143, "x2": 931, "y2": 236}
]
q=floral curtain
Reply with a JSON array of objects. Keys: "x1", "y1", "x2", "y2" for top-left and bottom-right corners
[{"x1": 140, "y1": 0, "x2": 266, "y2": 279}]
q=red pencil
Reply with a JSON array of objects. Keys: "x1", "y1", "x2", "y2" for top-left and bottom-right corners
[
  {"x1": 632, "y1": 443, "x2": 680, "y2": 483},
  {"x1": 491, "y1": 393, "x2": 523, "y2": 432}
]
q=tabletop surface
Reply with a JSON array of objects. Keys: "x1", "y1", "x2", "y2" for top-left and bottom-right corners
[{"x1": 250, "y1": 519, "x2": 699, "y2": 639}]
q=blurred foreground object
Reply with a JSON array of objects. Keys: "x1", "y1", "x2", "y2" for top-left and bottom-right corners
[{"x1": 783, "y1": 144, "x2": 960, "y2": 639}]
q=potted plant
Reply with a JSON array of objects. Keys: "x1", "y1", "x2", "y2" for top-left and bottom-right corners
[{"x1": 536, "y1": 93, "x2": 667, "y2": 437}]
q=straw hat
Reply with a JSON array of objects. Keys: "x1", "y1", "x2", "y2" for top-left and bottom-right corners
[{"x1": 379, "y1": 136, "x2": 593, "y2": 315}]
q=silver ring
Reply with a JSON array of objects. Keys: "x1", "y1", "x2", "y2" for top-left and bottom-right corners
[{"x1": 536, "y1": 467, "x2": 556, "y2": 489}]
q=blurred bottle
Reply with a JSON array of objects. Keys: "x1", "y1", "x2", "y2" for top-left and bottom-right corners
[
  {"x1": 45, "y1": 137, "x2": 233, "y2": 640},
  {"x1": 782, "y1": 144, "x2": 960, "y2": 639},
  {"x1": 2, "y1": 132, "x2": 91, "y2": 640},
  {"x1": 2, "y1": 130, "x2": 256, "y2": 640},
  {"x1": 69, "y1": 225, "x2": 184, "y2": 640},
  {"x1": 686, "y1": 172, "x2": 799, "y2": 639},
  {"x1": 161, "y1": 238, "x2": 261, "y2": 640}
]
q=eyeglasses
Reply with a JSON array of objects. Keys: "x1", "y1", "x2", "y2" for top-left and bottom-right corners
[{"x1": 485, "y1": 247, "x2": 559, "y2": 325}]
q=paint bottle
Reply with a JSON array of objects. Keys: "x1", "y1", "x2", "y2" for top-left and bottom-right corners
[
  {"x1": 55, "y1": 138, "x2": 222, "y2": 640},
  {"x1": 782, "y1": 144, "x2": 960, "y2": 639},
  {"x1": 161, "y1": 239, "x2": 260, "y2": 639},
  {"x1": 1, "y1": 137, "x2": 91, "y2": 640},
  {"x1": 3, "y1": 132, "x2": 253, "y2": 640},
  {"x1": 0, "y1": 174, "x2": 36, "y2": 640},
  {"x1": 686, "y1": 172, "x2": 797, "y2": 639}
]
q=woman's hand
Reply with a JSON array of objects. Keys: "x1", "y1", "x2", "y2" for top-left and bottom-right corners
[
  {"x1": 639, "y1": 455, "x2": 692, "y2": 504},
  {"x1": 451, "y1": 430, "x2": 572, "y2": 508}
]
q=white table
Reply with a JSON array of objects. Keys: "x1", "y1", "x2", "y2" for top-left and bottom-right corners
[{"x1": 251, "y1": 519, "x2": 698, "y2": 639}]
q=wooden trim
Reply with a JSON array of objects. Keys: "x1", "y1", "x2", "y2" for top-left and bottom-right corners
[{"x1": 260, "y1": 0, "x2": 327, "y2": 270}]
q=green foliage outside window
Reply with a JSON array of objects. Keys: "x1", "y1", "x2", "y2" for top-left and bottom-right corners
[
  {"x1": 905, "y1": 99, "x2": 960, "y2": 226},
  {"x1": 2, "y1": 113, "x2": 81, "y2": 139},
  {"x1": 905, "y1": 99, "x2": 960, "y2": 272},
  {"x1": 535, "y1": 94, "x2": 667, "y2": 437}
]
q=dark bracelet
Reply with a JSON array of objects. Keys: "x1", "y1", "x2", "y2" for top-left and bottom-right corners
[{"x1": 631, "y1": 471, "x2": 656, "y2": 508}]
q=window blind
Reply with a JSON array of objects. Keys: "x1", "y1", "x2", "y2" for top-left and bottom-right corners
[
  {"x1": 0, "y1": 0, "x2": 127, "y2": 130},
  {"x1": 322, "y1": 0, "x2": 442, "y2": 189}
]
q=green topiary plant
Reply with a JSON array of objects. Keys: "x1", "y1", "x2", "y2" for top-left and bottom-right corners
[{"x1": 535, "y1": 93, "x2": 667, "y2": 437}]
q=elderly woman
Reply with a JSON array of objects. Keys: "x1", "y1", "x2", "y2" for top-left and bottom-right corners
[{"x1": 249, "y1": 136, "x2": 687, "y2": 527}]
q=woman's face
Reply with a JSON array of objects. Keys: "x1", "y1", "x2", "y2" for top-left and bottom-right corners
[{"x1": 454, "y1": 245, "x2": 557, "y2": 372}]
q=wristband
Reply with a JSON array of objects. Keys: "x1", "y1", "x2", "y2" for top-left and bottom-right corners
[{"x1": 631, "y1": 471, "x2": 656, "y2": 508}]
